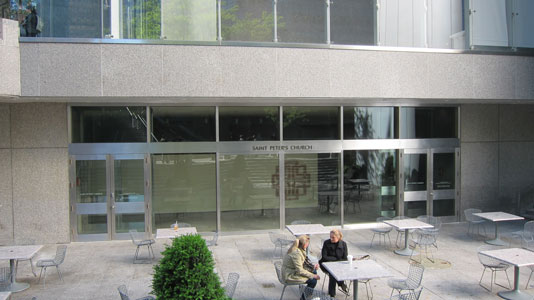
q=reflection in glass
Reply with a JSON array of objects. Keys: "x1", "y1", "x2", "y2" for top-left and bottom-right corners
[
  {"x1": 401, "y1": 107, "x2": 458, "y2": 139},
  {"x1": 405, "y1": 201, "x2": 426, "y2": 218},
  {"x1": 161, "y1": 0, "x2": 216, "y2": 41},
  {"x1": 76, "y1": 160, "x2": 107, "y2": 234},
  {"x1": 221, "y1": 0, "x2": 274, "y2": 42},
  {"x1": 283, "y1": 107, "x2": 339, "y2": 140},
  {"x1": 35, "y1": 0, "x2": 102, "y2": 38},
  {"x1": 121, "y1": 0, "x2": 161, "y2": 39},
  {"x1": 219, "y1": 107, "x2": 279, "y2": 141},
  {"x1": 152, "y1": 154, "x2": 216, "y2": 232},
  {"x1": 151, "y1": 107, "x2": 215, "y2": 142},
  {"x1": 433, "y1": 199, "x2": 455, "y2": 217},
  {"x1": 285, "y1": 153, "x2": 340, "y2": 226},
  {"x1": 344, "y1": 150, "x2": 397, "y2": 222},
  {"x1": 277, "y1": 0, "x2": 325, "y2": 43},
  {"x1": 331, "y1": 0, "x2": 374, "y2": 45},
  {"x1": 114, "y1": 159, "x2": 145, "y2": 233},
  {"x1": 404, "y1": 154, "x2": 427, "y2": 191},
  {"x1": 343, "y1": 107, "x2": 394, "y2": 139},
  {"x1": 433, "y1": 153, "x2": 455, "y2": 190},
  {"x1": 220, "y1": 154, "x2": 280, "y2": 231},
  {"x1": 71, "y1": 107, "x2": 147, "y2": 143}
]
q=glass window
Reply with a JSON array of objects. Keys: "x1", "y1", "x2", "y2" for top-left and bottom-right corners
[
  {"x1": 120, "y1": 0, "x2": 161, "y2": 39},
  {"x1": 36, "y1": 0, "x2": 102, "y2": 38},
  {"x1": 71, "y1": 107, "x2": 147, "y2": 143},
  {"x1": 221, "y1": 0, "x2": 274, "y2": 42},
  {"x1": 152, "y1": 154, "x2": 216, "y2": 232},
  {"x1": 344, "y1": 150, "x2": 397, "y2": 222},
  {"x1": 278, "y1": 0, "x2": 325, "y2": 43},
  {"x1": 404, "y1": 153, "x2": 427, "y2": 192},
  {"x1": 75, "y1": 160, "x2": 107, "y2": 235},
  {"x1": 331, "y1": 0, "x2": 374, "y2": 45},
  {"x1": 151, "y1": 107, "x2": 215, "y2": 142},
  {"x1": 283, "y1": 107, "x2": 339, "y2": 140},
  {"x1": 161, "y1": 0, "x2": 216, "y2": 41},
  {"x1": 344, "y1": 107, "x2": 395, "y2": 139},
  {"x1": 401, "y1": 107, "x2": 458, "y2": 139},
  {"x1": 219, "y1": 107, "x2": 279, "y2": 141},
  {"x1": 114, "y1": 159, "x2": 145, "y2": 233},
  {"x1": 220, "y1": 154, "x2": 280, "y2": 231},
  {"x1": 285, "y1": 153, "x2": 340, "y2": 226}
]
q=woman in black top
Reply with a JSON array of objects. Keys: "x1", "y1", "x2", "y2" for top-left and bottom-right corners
[{"x1": 319, "y1": 228, "x2": 349, "y2": 297}]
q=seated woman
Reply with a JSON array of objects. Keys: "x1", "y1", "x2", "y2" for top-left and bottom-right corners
[
  {"x1": 282, "y1": 235, "x2": 320, "y2": 300},
  {"x1": 319, "y1": 228, "x2": 349, "y2": 297}
]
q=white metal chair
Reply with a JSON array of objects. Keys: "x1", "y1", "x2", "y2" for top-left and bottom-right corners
[
  {"x1": 274, "y1": 260, "x2": 302, "y2": 300},
  {"x1": 118, "y1": 285, "x2": 156, "y2": 300},
  {"x1": 409, "y1": 229, "x2": 438, "y2": 263},
  {"x1": 205, "y1": 232, "x2": 219, "y2": 248},
  {"x1": 387, "y1": 263, "x2": 424, "y2": 298},
  {"x1": 0, "y1": 266, "x2": 11, "y2": 289},
  {"x1": 129, "y1": 230, "x2": 155, "y2": 264},
  {"x1": 300, "y1": 285, "x2": 336, "y2": 300},
  {"x1": 291, "y1": 220, "x2": 312, "y2": 225},
  {"x1": 170, "y1": 222, "x2": 191, "y2": 228},
  {"x1": 477, "y1": 245, "x2": 511, "y2": 292},
  {"x1": 36, "y1": 245, "x2": 67, "y2": 287},
  {"x1": 224, "y1": 272, "x2": 240, "y2": 298},
  {"x1": 415, "y1": 215, "x2": 441, "y2": 249},
  {"x1": 389, "y1": 287, "x2": 423, "y2": 300},
  {"x1": 464, "y1": 208, "x2": 487, "y2": 237},
  {"x1": 393, "y1": 216, "x2": 410, "y2": 247},
  {"x1": 370, "y1": 217, "x2": 392, "y2": 248},
  {"x1": 270, "y1": 232, "x2": 294, "y2": 259}
]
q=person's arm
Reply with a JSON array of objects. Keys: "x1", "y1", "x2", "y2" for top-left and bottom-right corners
[
  {"x1": 292, "y1": 251, "x2": 315, "y2": 279},
  {"x1": 341, "y1": 241, "x2": 348, "y2": 260}
]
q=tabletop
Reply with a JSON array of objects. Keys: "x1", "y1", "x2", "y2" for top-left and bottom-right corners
[
  {"x1": 156, "y1": 227, "x2": 197, "y2": 239},
  {"x1": 0, "y1": 245, "x2": 42, "y2": 260},
  {"x1": 286, "y1": 224, "x2": 330, "y2": 236},
  {"x1": 473, "y1": 212, "x2": 524, "y2": 222},
  {"x1": 0, "y1": 292, "x2": 11, "y2": 300},
  {"x1": 383, "y1": 219, "x2": 433, "y2": 231},
  {"x1": 480, "y1": 248, "x2": 534, "y2": 267},
  {"x1": 322, "y1": 259, "x2": 392, "y2": 281}
]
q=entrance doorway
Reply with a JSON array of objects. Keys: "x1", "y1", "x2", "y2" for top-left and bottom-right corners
[{"x1": 70, "y1": 154, "x2": 149, "y2": 241}]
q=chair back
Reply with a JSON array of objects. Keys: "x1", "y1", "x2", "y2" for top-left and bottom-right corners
[
  {"x1": 129, "y1": 229, "x2": 145, "y2": 245},
  {"x1": 211, "y1": 232, "x2": 219, "y2": 246},
  {"x1": 523, "y1": 221, "x2": 534, "y2": 243},
  {"x1": 0, "y1": 266, "x2": 11, "y2": 287},
  {"x1": 224, "y1": 272, "x2": 240, "y2": 298},
  {"x1": 54, "y1": 245, "x2": 68, "y2": 265},
  {"x1": 464, "y1": 208, "x2": 482, "y2": 222},
  {"x1": 274, "y1": 260, "x2": 285, "y2": 284},
  {"x1": 291, "y1": 220, "x2": 311, "y2": 225},
  {"x1": 477, "y1": 245, "x2": 508, "y2": 267},
  {"x1": 406, "y1": 263, "x2": 424, "y2": 289},
  {"x1": 170, "y1": 222, "x2": 191, "y2": 228},
  {"x1": 374, "y1": 216, "x2": 392, "y2": 232},
  {"x1": 118, "y1": 285, "x2": 131, "y2": 300}
]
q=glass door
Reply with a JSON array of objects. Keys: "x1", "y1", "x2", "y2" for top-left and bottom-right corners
[
  {"x1": 401, "y1": 149, "x2": 459, "y2": 221},
  {"x1": 70, "y1": 154, "x2": 148, "y2": 241}
]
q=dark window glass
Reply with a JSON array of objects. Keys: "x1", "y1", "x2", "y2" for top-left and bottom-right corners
[
  {"x1": 283, "y1": 107, "x2": 339, "y2": 140},
  {"x1": 151, "y1": 107, "x2": 215, "y2": 142},
  {"x1": 405, "y1": 201, "x2": 426, "y2": 218},
  {"x1": 433, "y1": 153, "x2": 455, "y2": 190},
  {"x1": 219, "y1": 107, "x2": 279, "y2": 141},
  {"x1": 401, "y1": 107, "x2": 457, "y2": 138},
  {"x1": 403, "y1": 153, "x2": 427, "y2": 192},
  {"x1": 221, "y1": 0, "x2": 273, "y2": 42},
  {"x1": 331, "y1": 0, "x2": 374, "y2": 45},
  {"x1": 71, "y1": 107, "x2": 147, "y2": 143},
  {"x1": 37, "y1": 0, "x2": 102, "y2": 38},
  {"x1": 344, "y1": 107, "x2": 395, "y2": 139},
  {"x1": 433, "y1": 199, "x2": 455, "y2": 217},
  {"x1": 278, "y1": 0, "x2": 325, "y2": 43}
]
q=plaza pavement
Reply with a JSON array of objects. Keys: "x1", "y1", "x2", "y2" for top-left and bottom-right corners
[{"x1": 4, "y1": 221, "x2": 533, "y2": 300}]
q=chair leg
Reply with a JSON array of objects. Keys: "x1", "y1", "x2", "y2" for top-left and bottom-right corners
[
  {"x1": 526, "y1": 269, "x2": 534, "y2": 289},
  {"x1": 56, "y1": 265, "x2": 63, "y2": 282},
  {"x1": 370, "y1": 233, "x2": 376, "y2": 248},
  {"x1": 280, "y1": 285, "x2": 287, "y2": 300},
  {"x1": 29, "y1": 258, "x2": 37, "y2": 277},
  {"x1": 133, "y1": 246, "x2": 140, "y2": 263}
]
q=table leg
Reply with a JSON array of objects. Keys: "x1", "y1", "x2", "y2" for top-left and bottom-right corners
[
  {"x1": 0, "y1": 259, "x2": 31, "y2": 293},
  {"x1": 486, "y1": 221, "x2": 506, "y2": 246},
  {"x1": 394, "y1": 229, "x2": 415, "y2": 256},
  {"x1": 352, "y1": 279, "x2": 359, "y2": 300},
  {"x1": 498, "y1": 266, "x2": 531, "y2": 300}
]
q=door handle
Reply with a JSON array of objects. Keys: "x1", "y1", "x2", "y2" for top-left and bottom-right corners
[{"x1": 111, "y1": 205, "x2": 115, "y2": 209}]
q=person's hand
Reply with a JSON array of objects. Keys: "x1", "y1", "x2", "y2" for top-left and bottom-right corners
[
  {"x1": 313, "y1": 274, "x2": 320, "y2": 280},
  {"x1": 314, "y1": 263, "x2": 319, "y2": 270}
]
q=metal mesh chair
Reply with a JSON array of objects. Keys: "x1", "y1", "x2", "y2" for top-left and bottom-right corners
[
  {"x1": 170, "y1": 222, "x2": 191, "y2": 228},
  {"x1": 274, "y1": 260, "x2": 302, "y2": 300},
  {"x1": 0, "y1": 266, "x2": 11, "y2": 289},
  {"x1": 477, "y1": 245, "x2": 511, "y2": 292},
  {"x1": 15, "y1": 238, "x2": 37, "y2": 276},
  {"x1": 291, "y1": 220, "x2": 312, "y2": 225},
  {"x1": 205, "y1": 232, "x2": 219, "y2": 248},
  {"x1": 300, "y1": 285, "x2": 336, "y2": 300},
  {"x1": 118, "y1": 285, "x2": 156, "y2": 300},
  {"x1": 129, "y1": 230, "x2": 155, "y2": 264},
  {"x1": 224, "y1": 272, "x2": 240, "y2": 298},
  {"x1": 389, "y1": 287, "x2": 423, "y2": 300},
  {"x1": 393, "y1": 216, "x2": 410, "y2": 247},
  {"x1": 370, "y1": 217, "x2": 392, "y2": 248},
  {"x1": 269, "y1": 232, "x2": 294, "y2": 259},
  {"x1": 410, "y1": 229, "x2": 438, "y2": 263},
  {"x1": 464, "y1": 208, "x2": 487, "y2": 237},
  {"x1": 415, "y1": 215, "x2": 441, "y2": 249},
  {"x1": 387, "y1": 263, "x2": 424, "y2": 298},
  {"x1": 36, "y1": 245, "x2": 67, "y2": 287}
]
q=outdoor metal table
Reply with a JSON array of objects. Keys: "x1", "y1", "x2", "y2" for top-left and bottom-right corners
[
  {"x1": 0, "y1": 245, "x2": 42, "y2": 292},
  {"x1": 286, "y1": 224, "x2": 331, "y2": 256},
  {"x1": 348, "y1": 179, "x2": 370, "y2": 196},
  {"x1": 383, "y1": 219, "x2": 433, "y2": 256},
  {"x1": 156, "y1": 227, "x2": 197, "y2": 239},
  {"x1": 473, "y1": 212, "x2": 524, "y2": 246},
  {"x1": 480, "y1": 247, "x2": 534, "y2": 300},
  {"x1": 0, "y1": 292, "x2": 11, "y2": 300},
  {"x1": 322, "y1": 259, "x2": 392, "y2": 300}
]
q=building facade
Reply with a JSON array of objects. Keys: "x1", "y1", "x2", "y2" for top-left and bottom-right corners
[{"x1": 1, "y1": 0, "x2": 534, "y2": 244}]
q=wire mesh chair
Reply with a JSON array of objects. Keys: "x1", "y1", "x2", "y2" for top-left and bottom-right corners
[
  {"x1": 224, "y1": 272, "x2": 240, "y2": 298},
  {"x1": 387, "y1": 262, "x2": 424, "y2": 298},
  {"x1": 118, "y1": 285, "x2": 156, "y2": 300},
  {"x1": 477, "y1": 245, "x2": 512, "y2": 292},
  {"x1": 291, "y1": 220, "x2": 312, "y2": 225},
  {"x1": 36, "y1": 245, "x2": 67, "y2": 287},
  {"x1": 274, "y1": 260, "x2": 302, "y2": 300},
  {"x1": 129, "y1": 230, "x2": 155, "y2": 264},
  {"x1": 393, "y1": 216, "x2": 410, "y2": 247},
  {"x1": 0, "y1": 266, "x2": 11, "y2": 289},
  {"x1": 300, "y1": 285, "x2": 336, "y2": 300},
  {"x1": 409, "y1": 229, "x2": 438, "y2": 263},
  {"x1": 370, "y1": 217, "x2": 392, "y2": 248},
  {"x1": 464, "y1": 208, "x2": 487, "y2": 237},
  {"x1": 15, "y1": 238, "x2": 37, "y2": 276},
  {"x1": 170, "y1": 222, "x2": 191, "y2": 228},
  {"x1": 520, "y1": 221, "x2": 534, "y2": 250},
  {"x1": 205, "y1": 232, "x2": 219, "y2": 248},
  {"x1": 389, "y1": 287, "x2": 423, "y2": 300},
  {"x1": 269, "y1": 232, "x2": 294, "y2": 259},
  {"x1": 415, "y1": 215, "x2": 441, "y2": 249}
]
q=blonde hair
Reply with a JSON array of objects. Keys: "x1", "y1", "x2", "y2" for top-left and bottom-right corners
[
  {"x1": 287, "y1": 235, "x2": 310, "y2": 254},
  {"x1": 330, "y1": 228, "x2": 343, "y2": 240}
]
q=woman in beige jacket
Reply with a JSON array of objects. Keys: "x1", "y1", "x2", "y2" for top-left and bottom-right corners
[{"x1": 282, "y1": 235, "x2": 320, "y2": 300}]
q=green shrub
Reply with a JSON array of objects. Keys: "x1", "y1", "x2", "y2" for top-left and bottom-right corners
[{"x1": 152, "y1": 234, "x2": 227, "y2": 300}]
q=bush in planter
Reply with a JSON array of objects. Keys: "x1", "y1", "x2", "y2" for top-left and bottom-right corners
[{"x1": 152, "y1": 234, "x2": 228, "y2": 300}]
